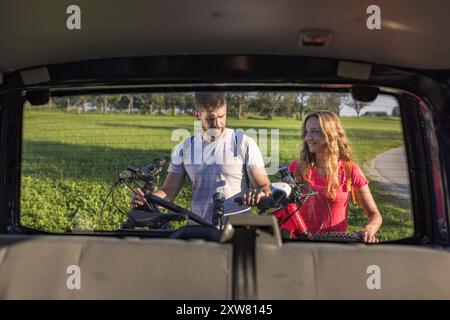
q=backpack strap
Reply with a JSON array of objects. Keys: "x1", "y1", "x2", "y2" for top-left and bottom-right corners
[
  {"x1": 234, "y1": 129, "x2": 244, "y2": 157},
  {"x1": 187, "y1": 135, "x2": 202, "y2": 164},
  {"x1": 234, "y1": 130, "x2": 250, "y2": 187},
  {"x1": 190, "y1": 135, "x2": 195, "y2": 164}
]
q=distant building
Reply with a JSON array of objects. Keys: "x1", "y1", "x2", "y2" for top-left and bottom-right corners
[
  {"x1": 339, "y1": 94, "x2": 399, "y2": 117},
  {"x1": 82, "y1": 102, "x2": 97, "y2": 112}
]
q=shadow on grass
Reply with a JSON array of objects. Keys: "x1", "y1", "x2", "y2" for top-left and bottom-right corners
[
  {"x1": 22, "y1": 140, "x2": 171, "y2": 183},
  {"x1": 20, "y1": 140, "x2": 194, "y2": 233},
  {"x1": 91, "y1": 121, "x2": 402, "y2": 145},
  {"x1": 97, "y1": 122, "x2": 192, "y2": 131}
]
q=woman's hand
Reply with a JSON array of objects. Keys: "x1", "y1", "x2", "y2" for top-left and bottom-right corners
[
  {"x1": 359, "y1": 227, "x2": 380, "y2": 243},
  {"x1": 355, "y1": 185, "x2": 383, "y2": 243}
]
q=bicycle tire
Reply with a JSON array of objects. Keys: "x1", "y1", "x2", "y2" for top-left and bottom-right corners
[{"x1": 309, "y1": 231, "x2": 362, "y2": 242}]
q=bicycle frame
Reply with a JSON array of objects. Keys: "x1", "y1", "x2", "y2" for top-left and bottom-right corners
[{"x1": 144, "y1": 193, "x2": 214, "y2": 227}]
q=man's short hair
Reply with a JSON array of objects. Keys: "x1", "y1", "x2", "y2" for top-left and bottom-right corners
[{"x1": 194, "y1": 92, "x2": 226, "y2": 111}]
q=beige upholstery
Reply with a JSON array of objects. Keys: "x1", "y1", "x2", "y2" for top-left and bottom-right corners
[
  {"x1": 0, "y1": 235, "x2": 232, "y2": 299},
  {"x1": 1, "y1": 235, "x2": 449, "y2": 299},
  {"x1": 257, "y1": 242, "x2": 450, "y2": 299}
]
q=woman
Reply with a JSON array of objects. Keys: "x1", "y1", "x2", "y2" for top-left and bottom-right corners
[{"x1": 288, "y1": 110, "x2": 382, "y2": 243}]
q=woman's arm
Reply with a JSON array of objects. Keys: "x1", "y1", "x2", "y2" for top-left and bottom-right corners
[{"x1": 355, "y1": 184, "x2": 383, "y2": 243}]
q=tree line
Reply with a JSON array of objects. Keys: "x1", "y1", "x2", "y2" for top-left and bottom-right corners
[{"x1": 43, "y1": 92, "x2": 368, "y2": 120}]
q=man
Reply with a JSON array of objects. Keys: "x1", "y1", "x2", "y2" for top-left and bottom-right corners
[{"x1": 132, "y1": 92, "x2": 271, "y2": 223}]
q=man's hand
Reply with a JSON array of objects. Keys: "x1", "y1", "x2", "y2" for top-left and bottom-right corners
[
  {"x1": 245, "y1": 167, "x2": 271, "y2": 206},
  {"x1": 242, "y1": 186, "x2": 271, "y2": 206},
  {"x1": 130, "y1": 187, "x2": 168, "y2": 209},
  {"x1": 130, "y1": 187, "x2": 146, "y2": 208}
]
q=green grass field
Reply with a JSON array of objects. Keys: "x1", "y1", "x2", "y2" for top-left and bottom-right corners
[{"x1": 21, "y1": 109, "x2": 413, "y2": 240}]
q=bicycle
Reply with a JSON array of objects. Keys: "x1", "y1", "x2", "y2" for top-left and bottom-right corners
[
  {"x1": 100, "y1": 157, "x2": 228, "y2": 240},
  {"x1": 102, "y1": 159, "x2": 363, "y2": 242},
  {"x1": 235, "y1": 166, "x2": 364, "y2": 242}
]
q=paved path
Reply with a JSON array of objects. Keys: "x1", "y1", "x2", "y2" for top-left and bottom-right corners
[{"x1": 364, "y1": 147, "x2": 411, "y2": 200}]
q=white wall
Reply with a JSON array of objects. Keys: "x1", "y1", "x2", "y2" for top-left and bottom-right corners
[{"x1": 339, "y1": 94, "x2": 398, "y2": 117}]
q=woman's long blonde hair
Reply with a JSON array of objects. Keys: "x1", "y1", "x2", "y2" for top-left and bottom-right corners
[{"x1": 295, "y1": 110, "x2": 353, "y2": 200}]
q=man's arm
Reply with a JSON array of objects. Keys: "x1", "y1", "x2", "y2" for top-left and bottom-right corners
[
  {"x1": 155, "y1": 172, "x2": 186, "y2": 202},
  {"x1": 131, "y1": 172, "x2": 186, "y2": 207},
  {"x1": 238, "y1": 133, "x2": 271, "y2": 206},
  {"x1": 243, "y1": 167, "x2": 271, "y2": 206}
]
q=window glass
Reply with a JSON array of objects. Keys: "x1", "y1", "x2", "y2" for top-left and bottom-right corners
[{"x1": 21, "y1": 91, "x2": 413, "y2": 241}]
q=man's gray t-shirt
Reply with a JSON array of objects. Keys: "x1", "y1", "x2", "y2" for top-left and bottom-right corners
[{"x1": 168, "y1": 128, "x2": 265, "y2": 222}]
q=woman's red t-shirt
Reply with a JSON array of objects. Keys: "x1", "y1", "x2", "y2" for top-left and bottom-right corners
[{"x1": 287, "y1": 160, "x2": 369, "y2": 233}]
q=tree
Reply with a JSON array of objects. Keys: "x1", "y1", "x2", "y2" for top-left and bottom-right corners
[
  {"x1": 226, "y1": 92, "x2": 248, "y2": 119},
  {"x1": 112, "y1": 95, "x2": 129, "y2": 112},
  {"x1": 71, "y1": 95, "x2": 86, "y2": 113},
  {"x1": 126, "y1": 95, "x2": 134, "y2": 114},
  {"x1": 307, "y1": 92, "x2": 341, "y2": 115},
  {"x1": 164, "y1": 94, "x2": 179, "y2": 116},
  {"x1": 340, "y1": 94, "x2": 368, "y2": 117},
  {"x1": 93, "y1": 95, "x2": 109, "y2": 114},
  {"x1": 66, "y1": 98, "x2": 71, "y2": 111},
  {"x1": 392, "y1": 106, "x2": 400, "y2": 116},
  {"x1": 296, "y1": 92, "x2": 311, "y2": 120},
  {"x1": 135, "y1": 94, "x2": 151, "y2": 114},
  {"x1": 280, "y1": 92, "x2": 302, "y2": 119},
  {"x1": 252, "y1": 92, "x2": 284, "y2": 120},
  {"x1": 45, "y1": 96, "x2": 71, "y2": 111},
  {"x1": 182, "y1": 93, "x2": 194, "y2": 115}
]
